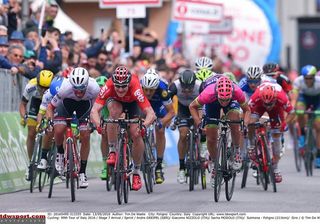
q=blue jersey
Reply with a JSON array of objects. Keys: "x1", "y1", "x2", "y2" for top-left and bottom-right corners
[
  {"x1": 49, "y1": 76, "x2": 64, "y2": 96},
  {"x1": 239, "y1": 77, "x2": 254, "y2": 98},
  {"x1": 149, "y1": 80, "x2": 172, "y2": 118}
]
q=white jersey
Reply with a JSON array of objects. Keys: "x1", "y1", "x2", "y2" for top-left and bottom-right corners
[
  {"x1": 51, "y1": 78, "x2": 100, "y2": 107},
  {"x1": 22, "y1": 78, "x2": 42, "y2": 101},
  {"x1": 293, "y1": 76, "x2": 320, "y2": 96},
  {"x1": 40, "y1": 78, "x2": 67, "y2": 112}
]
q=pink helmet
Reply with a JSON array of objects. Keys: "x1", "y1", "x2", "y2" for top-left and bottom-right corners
[
  {"x1": 112, "y1": 66, "x2": 131, "y2": 85},
  {"x1": 260, "y1": 85, "x2": 277, "y2": 104},
  {"x1": 216, "y1": 76, "x2": 233, "y2": 100}
]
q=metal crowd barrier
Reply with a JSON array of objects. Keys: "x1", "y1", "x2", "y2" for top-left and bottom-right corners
[{"x1": 0, "y1": 68, "x2": 29, "y2": 112}]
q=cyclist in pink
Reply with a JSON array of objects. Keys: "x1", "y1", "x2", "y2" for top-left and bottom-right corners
[
  {"x1": 248, "y1": 82, "x2": 296, "y2": 183},
  {"x1": 189, "y1": 76, "x2": 251, "y2": 185}
]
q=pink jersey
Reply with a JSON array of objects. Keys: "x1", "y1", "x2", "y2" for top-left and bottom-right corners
[{"x1": 197, "y1": 83, "x2": 247, "y2": 106}]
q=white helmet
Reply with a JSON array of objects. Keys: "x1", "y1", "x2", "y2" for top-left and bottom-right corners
[
  {"x1": 195, "y1": 57, "x2": 213, "y2": 70},
  {"x1": 246, "y1": 66, "x2": 262, "y2": 80},
  {"x1": 141, "y1": 69, "x2": 160, "y2": 89},
  {"x1": 69, "y1": 67, "x2": 89, "y2": 90}
]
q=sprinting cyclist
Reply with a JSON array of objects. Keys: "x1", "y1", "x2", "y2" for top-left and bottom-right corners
[
  {"x1": 189, "y1": 76, "x2": 251, "y2": 185},
  {"x1": 248, "y1": 82, "x2": 296, "y2": 182},
  {"x1": 47, "y1": 67, "x2": 100, "y2": 188},
  {"x1": 169, "y1": 69, "x2": 203, "y2": 183},
  {"x1": 291, "y1": 65, "x2": 320, "y2": 168},
  {"x1": 141, "y1": 69, "x2": 175, "y2": 184},
  {"x1": 195, "y1": 56, "x2": 213, "y2": 71},
  {"x1": 19, "y1": 70, "x2": 54, "y2": 180},
  {"x1": 90, "y1": 66, "x2": 156, "y2": 191},
  {"x1": 195, "y1": 68, "x2": 214, "y2": 82},
  {"x1": 239, "y1": 66, "x2": 263, "y2": 99}
]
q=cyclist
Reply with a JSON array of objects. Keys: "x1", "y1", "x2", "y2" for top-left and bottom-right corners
[
  {"x1": 95, "y1": 76, "x2": 110, "y2": 180},
  {"x1": 36, "y1": 75, "x2": 65, "y2": 170},
  {"x1": 169, "y1": 69, "x2": 203, "y2": 183},
  {"x1": 189, "y1": 76, "x2": 251, "y2": 184},
  {"x1": 19, "y1": 70, "x2": 54, "y2": 180},
  {"x1": 47, "y1": 67, "x2": 100, "y2": 188},
  {"x1": 141, "y1": 69, "x2": 175, "y2": 184},
  {"x1": 90, "y1": 66, "x2": 156, "y2": 191},
  {"x1": 248, "y1": 82, "x2": 296, "y2": 183},
  {"x1": 291, "y1": 65, "x2": 320, "y2": 167},
  {"x1": 239, "y1": 66, "x2": 263, "y2": 99},
  {"x1": 262, "y1": 62, "x2": 293, "y2": 94},
  {"x1": 195, "y1": 56, "x2": 213, "y2": 71}
]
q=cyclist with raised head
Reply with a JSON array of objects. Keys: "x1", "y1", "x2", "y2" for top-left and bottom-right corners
[
  {"x1": 141, "y1": 68, "x2": 175, "y2": 184},
  {"x1": 169, "y1": 69, "x2": 203, "y2": 183},
  {"x1": 95, "y1": 76, "x2": 110, "y2": 180},
  {"x1": 47, "y1": 67, "x2": 100, "y2": 188},
  {"x1": 195, "y1": 56, "x2": 213, "y2": 71},
  {"x1": 19, "y1": 70, "x2": 54, "y2": 180},
  {"x1": 239, "y1": 66, "x2": 263, "y2": 98},
  {"x1": 291, "y1": 65, "x2": 320, "y2": 167},
  {"x1": 248, "y1": 83, "x2": 296, "y2": 183},
  {"x1": 262, "y1": 62, "x2": 293, "y2": 94},
  {"x1": 189, "y1": 76, "x2": 251, "y2": 184},
  {"x1": 90, "y1": 66, "x2": 156, "y2": 191}
]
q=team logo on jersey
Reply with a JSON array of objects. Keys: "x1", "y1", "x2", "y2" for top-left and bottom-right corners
[
  {"x1": 99, "y1": 85, "x2": 108, "y2": 98},
  {"x1": 134, "y1": 89, "x2": 145, "y2": 102},
  {"x1": 161, "y1": 90, "x2": 168, "y2": 98}
]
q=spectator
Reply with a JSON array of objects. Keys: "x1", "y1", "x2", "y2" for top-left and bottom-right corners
[
  {"x1": 7, "y1": 0, "x2": 21, "y2": 37},
  {"x1": 85, "y1": 30, "x2": 108, "y2": 58},
  {"x1": 133, "y1": 23, "x2": 158, "y2": 56},
  {"x1": 9, "y1": 30, "x2": 24, "y2": 47},
  {"x1": 0, "y1": 25, "x2": 8, "y2": 36},
  {"x1": 7, "y1": 44, "x2": 24, "y2": 66},
  {"x1": 0, "y1": 35, "x2": 9, "y2": 56},
  {"x1": 24, "y1": 28, "x2": 40, "y2": 52},
  {"x1": 45, "y1": 3, "x2": 59, "y2": 29},
  {"x1": 0, "y1": 1, "x2": 9, "y2": 27},
  {"x1": 16, "y1": 50, "x2": 41, "y2": 79},
  {"x1": 95, "y1": 50, "x2": 110, "y2": 76}
]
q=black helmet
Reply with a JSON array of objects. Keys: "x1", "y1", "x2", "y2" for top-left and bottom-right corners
[
  {"x1": 262, "y1": 62, "x2": 279, "y2": 74},
  {"x1": 179, "y1": 69, "x2": 196, "y2": 89}
]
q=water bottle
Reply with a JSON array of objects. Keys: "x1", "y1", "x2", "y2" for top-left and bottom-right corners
[{"x1": 71, "y1": 112, "x2": 79, "y2": 137}]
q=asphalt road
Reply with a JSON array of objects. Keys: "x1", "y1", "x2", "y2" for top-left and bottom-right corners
[{"x1": 1, "y1": 133, "x2": 320, "y2": 213}]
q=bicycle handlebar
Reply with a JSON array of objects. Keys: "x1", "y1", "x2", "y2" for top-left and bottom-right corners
[{"x1": 295, "y1": 109, "x2": 320, "y2": 116}]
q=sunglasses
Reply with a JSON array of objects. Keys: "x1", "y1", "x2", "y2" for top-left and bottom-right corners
[
  {"x1": 114, "y1": 84, "x2": 128, "y2": 89},
  {"x1": 73, "y1": 85, "x2": 87, "y2": 91},
  {"x1": 13, "y1": 54, "x2": 23, "y2": 59},
  {"x1": 218, "y1": 98, "x2": 231, "y2": 103},
  {"x1": 264, "y1": 102, "x2": 275, "y2": 107},
  {"x1": 304, "y1": 76, "x2": 314, "y2": 80}
]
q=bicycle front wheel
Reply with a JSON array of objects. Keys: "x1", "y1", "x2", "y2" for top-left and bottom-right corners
[
  {"x1": 225, "y1": 147, "x2": 236, "y2": 201},
  {"x1": 292, "y1": 126, "x2": 302, "y2": 172},
  {"x1": 48, "y1": 144, "x2": 57, "y2": 198},
  {"x1": 67, "y1": 139, "x2": 76, "y2": 202},
  {"x1": 116, "y1": 139, "x2": 125, "y2": 205},
  {"x1": 214, "y1": 137, "x2": 224, "y2": 202}
]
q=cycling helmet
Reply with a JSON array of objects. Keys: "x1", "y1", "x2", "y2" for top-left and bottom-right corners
[
  {"x1": 195, "y1": 68, "x2": 213, "y2": 81},
  {"x1": 141, "y1": 69, "x2": 160, "y2": 89},
  {"x1": 246, "y1": 66, "x2": 262, "y2": 79},
  {"x1": 112, "y1": 65, "x2": 131, "y2": 85},
  {"x1": 95, "y1": 76, "x2": 108, "y2": 87},
  {"x1": 216, "y1": 76, "x2": 233, "y2": 100},
  {"x1": 262, "y1": 62, "x2": 279, "y2": 74},
  {"x1": 223, "y1": 72, "x2": 237, "y2": 83},
  {"x1": 61, "y1": 67, "x2": 73, "y2": 78},
  {"x1": 195, "y1": 56, "x2": 213, "y2": 70},
  {"x1": 69, "y1": 67, "x2": 90, "y2": 90},
  {"x1": 179, "y1": 69, "x2": 196, "y2": 88},
  {"x1": 37, "y1": 70, "x2": 54, "y2": 88},
  {"x1": 49, "y1": 76, "x2": 64, "y2": 96},
  {"x1": 260, "y1": 85, "x2": 277, "y2": 104},
  {"x1": 300, "y1": 65, "x2": 317, "y2": 77}
]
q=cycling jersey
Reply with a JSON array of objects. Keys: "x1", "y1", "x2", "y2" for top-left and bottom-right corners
[
  {"x1": 51, "y1": 78, "x2": 100, "y2": 108},
  {"x1": 147, "y1": 79, "x2": 172, "y2": 118},
  {"x1": 22, "y1": 78, "x2": 43, "y2": 102},
  {"x1": 95, "y1": 74, "x2": 151, "y2": 111},
  {"x1": 293, "y1": 76, "x2": 320, "y2": 96},
  {"x1": 200, "y1": 73, "x2": 223, "y2": 92},
  {"x1": 249, "y1": 83, "x2": 294, "y2": 129},
  {"x1": 169, "y1": 79, "x2": 202, "y2": 106},
  {"x1": 39, "y1": 76, "x2": 65, "y2": 113}
]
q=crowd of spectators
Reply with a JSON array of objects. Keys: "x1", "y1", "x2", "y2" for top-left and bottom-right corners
[{"x1": 1, "y1": 0, "x2": 248, "y2": 88}]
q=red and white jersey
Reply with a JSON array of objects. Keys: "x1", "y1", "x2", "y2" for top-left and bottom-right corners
[
  {"x1": 95, "y1": 74, "x2": 151, "y2": 111},
  {"x1": 249, "y1": 82, "x2": 294, "y2": 114}
]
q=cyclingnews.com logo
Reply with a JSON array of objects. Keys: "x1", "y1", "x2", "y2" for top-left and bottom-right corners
[{"x1": 0, "y1": 213, "x2": 46, "y2": 224}]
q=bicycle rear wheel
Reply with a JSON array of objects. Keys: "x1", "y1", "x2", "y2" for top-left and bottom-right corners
[
  {"x1": 188, "y1": 132, "x2": 195, "y2": 192},
  {"x1": 30, "y1": 135, "x2": 43, "y2": 193},
  {"x1": 142, "y1": 141, "x2": 153, "y2": 194},
  {"x1": 67, "y1": 139, "x2": 76, "y2": 202},
  {"x1": 106, "y1": 164, "x2": 115, "y2": 191},
  {"x1": 38, "y1": 171, "x2": 47, "y2": 192},
  {"x1": 214, "y1": 138, "x2": 224, "y2": 202},
  {"x1": 241, "y1": 154, "x2": 249, "y2": 189}
]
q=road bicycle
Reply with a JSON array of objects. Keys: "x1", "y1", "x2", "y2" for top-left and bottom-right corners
[{"x1": 104, "y1": 115, "x2": 142, "y2": 205}]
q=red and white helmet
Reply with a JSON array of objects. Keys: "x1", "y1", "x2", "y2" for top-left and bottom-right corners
[
  {"x1": 112, "y1": 66, "x2": 131, "y2": 85},
  {"x1": 216, "y1": 76, "x2": 233, "y2": 100},
  {"x1": 260, "y1": 85, "x2": 277, "y2": 104}
]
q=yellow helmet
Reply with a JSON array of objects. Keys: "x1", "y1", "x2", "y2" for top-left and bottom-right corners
[{"x1": 37, "y1": 70, "x2": 54, "y2": 88}]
